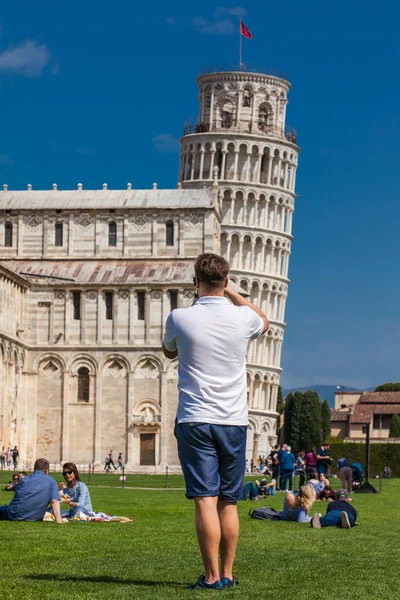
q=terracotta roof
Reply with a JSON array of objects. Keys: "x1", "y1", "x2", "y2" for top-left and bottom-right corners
[
  {"x1": 350, "y1": 405, "x2": 373, "y2": 424},
  {"x1": 359, "y1": 392, "x2": 400, "y2": 404},
  {"x1": 330, "y1": 410, "x2": 349, "y2": 422},
  {"x1": 373, "y1": 404, "x2": 400, "y2": 415}
]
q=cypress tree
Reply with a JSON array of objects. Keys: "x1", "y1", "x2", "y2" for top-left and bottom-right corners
[
  {"x1": 301, "y1": 390, "x2": 321, "y2": 451},
  {"x1": 283, "y1": 393, "x2": 295, "y2": 447},
  {"x1": 389, "y1": 414, "x2": 400, "y2": 437},
  {"x1": 321, "y1": 400, "x2": 331, "y2": 442},
  {"x1": 276, "y1": 386, "x2": 284, "y2": 436},
  {"x1": 290, "y1": 391, "x2": 304, "y2": 452}
]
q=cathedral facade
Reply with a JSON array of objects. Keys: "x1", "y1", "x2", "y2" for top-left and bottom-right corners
[{"x1": 0, "y1": 66, "x2": 298, "y2": 471}]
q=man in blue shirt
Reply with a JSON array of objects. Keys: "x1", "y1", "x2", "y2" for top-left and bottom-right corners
[
  {"x1": 0, "y1": 458, "x2": 63, "y2": 523},
  {"x1": 336, "y1": 457, "x2": 353, "y2": 492},
  {"x1": 316, "y1": 443, "x2": 332, "y2": 475}
]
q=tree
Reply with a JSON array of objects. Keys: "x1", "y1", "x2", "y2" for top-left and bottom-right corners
[
  {"x1": 276, "y1": 386, "x2": 284, "y2": 436},
  {"x1": 283, "y1": 393, "x2": 295, "y2": 447},
  {"x1": 389, "y1": 414, "x2": 400, "y2": 437},
  {"x1": 321, "y1": 400, "x2": 331, "y2": 442},
  {"x1": 299, "y1": 390, "x2": 321, "y2": 452},
  {"x1": 375, "y1": 382, "x2": 400, "y2": 392}
]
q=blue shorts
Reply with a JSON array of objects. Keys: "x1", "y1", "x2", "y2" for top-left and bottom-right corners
[{"x1": 175, "y1": 422, "x2": 247, "y2": 502}]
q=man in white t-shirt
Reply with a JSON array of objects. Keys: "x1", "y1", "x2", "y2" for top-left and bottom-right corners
[{"x1": 162, "y1": 253, "x2": 269, "y2": 590}]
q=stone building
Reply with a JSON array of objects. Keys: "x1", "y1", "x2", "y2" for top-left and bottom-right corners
[{"x1": 0, "y1": 66, "x2": 299, "y2": 470}]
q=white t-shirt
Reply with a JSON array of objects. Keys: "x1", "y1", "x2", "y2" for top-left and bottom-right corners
[{"x1": 163, "y1": 296, "x2": 264, "y2": 425}]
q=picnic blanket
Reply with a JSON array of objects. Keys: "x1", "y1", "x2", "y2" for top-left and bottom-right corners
[{"x1": 43, "y1": 510, "x2": 134, "y2": 523}]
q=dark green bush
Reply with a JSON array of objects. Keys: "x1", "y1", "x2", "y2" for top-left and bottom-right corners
[{"x1": 328, "y1": 442, "x2": 399, "y2": 476}]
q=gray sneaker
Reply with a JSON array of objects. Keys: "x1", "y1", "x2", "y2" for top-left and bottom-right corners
[
  {"x1": 340, "y1": 511, "x2": 351, "y2": 529},
  {"x1": 311, "y1": 514, "x2": 321, "y2": 528}
]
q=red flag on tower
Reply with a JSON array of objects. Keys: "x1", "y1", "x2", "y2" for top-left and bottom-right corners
[{"x1": 240, "y1": 20, "x2": 252, "y2": 39}]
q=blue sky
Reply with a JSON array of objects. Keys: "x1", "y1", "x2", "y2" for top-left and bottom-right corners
[{"x1": 0, "y1": 0, "x2": 399, "y2": 390}]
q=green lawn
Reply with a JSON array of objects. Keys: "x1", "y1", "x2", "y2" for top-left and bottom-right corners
[{"x1": 0, "y1": 472, "x2": 399, "y2": 600}]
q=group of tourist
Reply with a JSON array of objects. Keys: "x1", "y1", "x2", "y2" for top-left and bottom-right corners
[
  {"x1": 0, "y1": 458, "x2": 93, "y2": 523},
  {"x1": 0, "y1": 446, "x2": 19, "y2": 470}
]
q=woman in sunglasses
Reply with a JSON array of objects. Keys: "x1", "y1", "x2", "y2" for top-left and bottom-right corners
[{"x1": 62, "y1": 463, "x2": 93, "y2": 517}]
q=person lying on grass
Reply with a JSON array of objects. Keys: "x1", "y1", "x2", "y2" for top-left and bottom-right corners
[
  {"x1": 279, "y1": 484, "x2": 316, "y2": 523},
  {"x1": 311, "y1": 489, "x2": 358, "y2": 529},
  {"x1": 241, "y1": 478, "x2": 276, "y2": 501},
  {"x1": 0, "y1": 458, "x2": 63, "y2": 523},
  {"x1": 61, "y1": 462, "x2": 93, "y2": 518}
]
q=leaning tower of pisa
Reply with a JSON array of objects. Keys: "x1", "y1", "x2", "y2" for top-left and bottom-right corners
[{"x1": 179, "y1": 64, "x2": 299, "y2": 460}]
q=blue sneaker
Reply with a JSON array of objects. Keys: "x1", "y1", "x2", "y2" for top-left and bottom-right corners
[
  {"x1": 186, "y1": 575, "x2": 224, "y2": 590},
  {"x1": 221, "y1": 576, "x2": 239, "y2": 588}
]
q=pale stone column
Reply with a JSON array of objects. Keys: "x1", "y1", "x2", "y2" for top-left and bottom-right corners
[
  {"x1": 68, "y1": 214, "x2": 74, "y2": 255},
  {"x1": 248, "y1": 377, "x2": 254, "y2": 408},
  {"x1": 129, "y1": 290, "x2": 135, "y2": 344},
  {"x1": 252, "y1": 433, "x2": 260, "y2": 465},
  {"x1": 230, "y1": 196, "x2": 235, "y2": 224},
  {"x1": 238, "y1": 239, "x2": 244, "y2": 270},
  {"x1": 245, "y1": 153, "x2": 251, "y2": 181},
  {"x1": 283, "y1": 161, "x2": 288, "y2": 188},
  {"x1": 178, "y1": 215, "x2": 185, "y2": 257},
  {"x1": 80, "y1": 292, "x2": 86, "y2": 344},
  {"x1": 233, "y1": 151, "x2": 239, "y2": 180},
  {"x1": 64, "y1": 290, "x2": 71, "y2": 344},
  {"x1": 221, "y1": 150, "x2": 227, "y2": 179},
  {"x1": 251, "y1": 241, "x2": 256, "y2": 271},
  {"x1": 209, "y1": 150, "x2": 216, "y2": 179},
  {"x1": 43, "y1": 215, "x2": 48, "y2": 258},
  {"x1": 61, "y1": 370, "x2": 69, "y2": 463},
  {"x1": 265, "y1": 383, "x2": 271, "y2": 410},
  {"x1": 261, "y1": 244, "x2": 266, "y2": 272},
  {"x1": 266, "y1": 156, "x2": 273, "y2": 185},
  {"x1": 179, "y1": 155, "x2": 185, "y2": 182},
  {"x1": 199, "y1": 150, "x2": 205, "y2": 180},
  {"x1": 48, "y1": 302, "x2": 54, "y2": 344},
  {"x1": 17, "y1": 215, "x2": 23, "y2": 256},
  {"x1": 256, "y1": 155, "x2": 262, "y2": 183},
  {"x1": 112, "y1": 290, "x2": 118, "y2": 344},
  {"x1": 209, "y1": 87, "x2": 215, "y2": 127},
  {"x1": 253, "y1": 199, "x2": 259, "y2": 226},
  {"x1": 126, "y1": 372, "x2": 135, "y2": 466},
  {"x1": 94, "y1": 373, "x2": 102, "y2": 465},
  {"x1": 160, "y1": 371, "x2": 168, "y2": 466},
  {"x1": 226, "y1": 236, "x2": 231, "y2": 263},
  {"x1": 97, "y1": 290, "x2": 103, "y2": 344},
  {"x1": 277, "y1": 249, "x2": 282, "y2": 275},
  {"x1": 190, "y1": 153, "x2": 195, "y2": 180},
  {"x1": 151, "y1": 215, "x2": 157, "y2": 257},
  {"x1": 123, "y1": 215, "x2": 129, "y2": 256},
  {"x1": 145, "y1": 290, "x2": 151, "y2": 344}
]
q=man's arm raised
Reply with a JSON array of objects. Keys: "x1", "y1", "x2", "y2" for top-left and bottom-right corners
[{"x1": 224, "y1": 286, "x2": 269, "y2": 333}]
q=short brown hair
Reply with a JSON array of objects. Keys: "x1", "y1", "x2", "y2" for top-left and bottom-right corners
[
  {"x1": 194, "y1": 253, "x2": 229, "y2": 289},
  {"x1": 34, "y1": 458, "x2": 50, "y2": 472}
]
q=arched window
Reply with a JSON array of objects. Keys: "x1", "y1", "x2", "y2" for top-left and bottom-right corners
[
  {"x1": 108, "y1": 221, "x2": 117, "y2": 247},
  {"x1": 166, "y1": 221, "x2": 174, "y2": 246},
  {"x1": 4, "y1": 222, "x2": 12, "y2": 247},
  {"x1": 77, "y1": 367, "x2": 90, "y2": 402},
  {"x1": 55, "y1": 222, "x2": 63, "y2": 247}
]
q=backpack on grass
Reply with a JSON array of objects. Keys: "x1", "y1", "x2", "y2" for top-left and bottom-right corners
[{"x1": 249, "y1": 506, "x2": 281, "y2": 521}]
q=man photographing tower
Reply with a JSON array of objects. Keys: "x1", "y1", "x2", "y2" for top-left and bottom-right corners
[{"x1": 162, "y1": 253, "x2": 269, "y2": 590}]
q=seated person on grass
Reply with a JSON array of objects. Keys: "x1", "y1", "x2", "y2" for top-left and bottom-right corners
[
  {"x1": 0, "y1": 458, "x2": 63, "y2": 523},
  {"x1": 279, "y1": 484, "x2": 316, "y2": 523},
  {"x1": 61, "y1": 462, "x2": 93, "y2": 517},
  {"x1": 241, "y1": 478, "x2": 276, "y2": 501},
  {"x1": 318, "y1": 486, "x2": 336, "y2": 501},
  {"x1": 4, "y1": 473, "x2": 19, "y2": 491},
  {"x1": 311, "y1": 489, "x2": 358, "y2": 529}
]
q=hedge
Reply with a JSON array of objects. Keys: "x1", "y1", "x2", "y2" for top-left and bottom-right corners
[{"x1": 327, "y1": 442, "x2": 399, "y2": 477}]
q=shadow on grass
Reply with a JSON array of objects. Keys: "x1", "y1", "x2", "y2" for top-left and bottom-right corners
[{"x1": 23, "y1": 574, "x2": 183, "y2": 587}]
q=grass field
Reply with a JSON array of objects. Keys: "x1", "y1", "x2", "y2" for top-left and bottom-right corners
[{"x1": 0, "y1": 471, "x2": 399, "y2": 600}]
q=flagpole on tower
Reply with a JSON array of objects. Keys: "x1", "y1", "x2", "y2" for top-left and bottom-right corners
[{"x1": 239, "y1": 18, "x2": 242, "y2": 71}]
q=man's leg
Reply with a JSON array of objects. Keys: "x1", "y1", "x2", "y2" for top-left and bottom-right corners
[
  {"x1": 346, "y1": 467, "x2": 353, "y2": 493},
  {"x1": 320, "y1": 510, "x2": 342, "y2": 527},
  {"x1": 194, "y1": 497, "x2": 221, "y2": 584},
  {"x1": 218, "y1": 499, "x2": 239, "y2": 580}
]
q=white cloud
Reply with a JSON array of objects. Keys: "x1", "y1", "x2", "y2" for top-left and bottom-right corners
[
  {"x1": 153, "y1": 134, "x2": 180, "y2": 154},
  {"x1": 191, "y1": 7, "x2": 247, "y2": 35},
  {"x1": 213, "y1": 6, "x2": 247, "y2": 17},
  {"x1": 0, "y1": 153, "x2": 14, "y2": 166},
  {"x1": 0, "y1": 40, "x2": 50, "y2": 77}
]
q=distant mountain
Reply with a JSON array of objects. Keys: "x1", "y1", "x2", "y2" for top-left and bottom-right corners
[{"x1": 281, "y1": 385, "x2": 370, "y2": 408}]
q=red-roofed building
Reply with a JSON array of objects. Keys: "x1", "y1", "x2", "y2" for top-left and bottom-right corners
[{"x1": 331, "y1": 391, "x2": 400, "y2": 441}]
